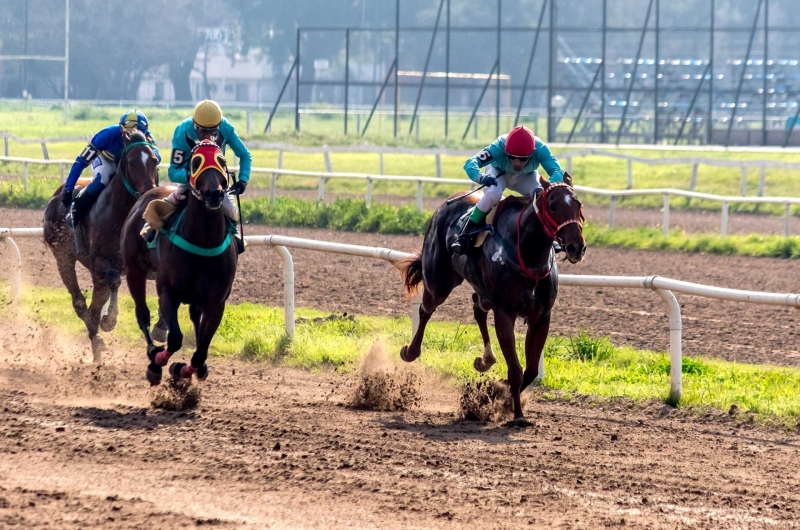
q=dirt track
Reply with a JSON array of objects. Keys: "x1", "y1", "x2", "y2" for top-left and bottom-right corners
[
  {"x1": 2, "y1": 207, "x2": 799, "y2": 367},
  {"x1": 1, "y1": 344, "x2": 799, "y2": 529}
]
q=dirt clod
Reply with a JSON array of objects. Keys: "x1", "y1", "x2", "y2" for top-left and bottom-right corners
[
  {"x1": 150, "y1": 379, "x2": 201, "y2": 411},
  {"x1": 349, "y1": 342, "x2": 420, "y2": 412},
  {"x1": 459, "y1": 379, "x2": 514, "y2": 422}
]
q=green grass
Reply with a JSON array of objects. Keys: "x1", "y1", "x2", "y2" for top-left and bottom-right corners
[
  {"x1": 6, "y1": 282, "x2": 800, "y2": 425},
  {"x1": 4, "y1": 101, "x2": 800, "y2": 215}
]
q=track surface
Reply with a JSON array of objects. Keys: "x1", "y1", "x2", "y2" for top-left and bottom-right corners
[
  {"x1": 2, "y1": 207, "x2": 799, "y2": 367},
  {"x1": 1, "y1": 350, "x2": 799, "y2": 529},
  {"x1": 1, "y1": 207, "x2": 800, "y2": 528}
]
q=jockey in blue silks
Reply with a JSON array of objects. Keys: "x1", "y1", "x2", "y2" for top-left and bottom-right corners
[{"x1": 61, "y1": 109, "x2": 161, "y2": 224}]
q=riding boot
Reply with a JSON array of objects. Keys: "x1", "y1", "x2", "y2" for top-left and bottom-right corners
[
  {"x1": 452, "y1": 219, "x2": 482, "y2": 256},
  {"x1": 70, "y1": 182, "x2": 105, "y2": 226}
]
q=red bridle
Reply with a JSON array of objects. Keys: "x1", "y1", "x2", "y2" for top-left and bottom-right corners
[{"x1": 514, "y1": 182, "x2": 584, "y2": 281}]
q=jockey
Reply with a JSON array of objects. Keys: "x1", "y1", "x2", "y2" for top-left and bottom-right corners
[
  {"x1": 61, "y1": 109, "x2": 160, "y2": 225},
  {"x1": 141, "y1": 100, "x2": 251, "y2": 249},
  {"x1": 451, "y1": 125, "x2": 565, "y2": 255}
]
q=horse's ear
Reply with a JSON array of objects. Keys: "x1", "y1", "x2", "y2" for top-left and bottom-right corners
[
  {"x1": 563, "y1": 172, "x2": 573, "y2": 187},
  {"x1": 540, "y1": 174, "x2": 551, "y2": 190},
  {"x1": 185, "y1": 133, "x2": 199, "y2": 151}
]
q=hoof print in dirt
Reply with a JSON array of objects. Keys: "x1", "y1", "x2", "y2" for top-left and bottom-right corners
[
  {"x1": 460, "y1": 379, "x2": 521, "y2": 423},
  {"x1": 504, "y1": 417, "x2": 534, "y2": 429}
]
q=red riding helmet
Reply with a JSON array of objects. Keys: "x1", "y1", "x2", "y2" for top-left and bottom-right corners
[{"x1": 505, "y1": 125, "x2": 536, "y2": 157}]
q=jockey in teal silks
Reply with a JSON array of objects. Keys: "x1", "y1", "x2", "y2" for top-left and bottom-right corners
[
  {"x1": 141, "y1": 99, "x2": 251, "y2": 252},
  {"x1": 62, "y1": 110, "x2": 161, "y2": 225},
  {"x1": 451, "y1": 125, "x2": 565, "y2": 255}
]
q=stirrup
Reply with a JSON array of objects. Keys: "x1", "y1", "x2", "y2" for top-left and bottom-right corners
[{"x1": 141, "y1": 223, "x2": 157, "y2": 244}]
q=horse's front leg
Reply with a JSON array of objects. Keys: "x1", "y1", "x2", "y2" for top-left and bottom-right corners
[
  {"x1": 493, "y1": 308, "x2": 525, "y2": 420},
  {"x1": 99, "y1": 268, "x2": 121, "y2": 332},
  {"x1": 154, "y1": 288, "x2": 183, "y2": 373},
  {"x1": 172, "y1": 303, "x2": 225, "y2": 381},
  {"x1": 85, "y1": 272, "x2": 111, "y2": 363},
  {"x1": 521, "y1": 311, "x2": 550, "y2": 392},
  {"x1": 472, "y1": 293, "x2": 496, "y2": 372}
]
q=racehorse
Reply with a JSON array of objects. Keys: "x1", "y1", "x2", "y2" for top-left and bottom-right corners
[
  {"x1": 43, "y1": 130, "x2": 159, "y2": 361},
  {"x1": 399, "y1": 175, "x2": 586, "y2": 421},
  {"x1": 121, "y1": 139, "x2": 238, "y2": 385}
]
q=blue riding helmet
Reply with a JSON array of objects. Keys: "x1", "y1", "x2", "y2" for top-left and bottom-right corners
[{"x1": 119, "y1": 109, "x2": 149, "y2": 132}]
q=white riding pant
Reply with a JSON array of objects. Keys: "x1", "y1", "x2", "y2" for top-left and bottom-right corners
[
  {"x1": 91, "y1": 154, "x2": 118, "y2": 185},
  {"x1": 475, "y1": 165, "x2": 542, "y2": 213},
  {"x1": 167, "y1": 183, "x2": 239, "y2": 221}
]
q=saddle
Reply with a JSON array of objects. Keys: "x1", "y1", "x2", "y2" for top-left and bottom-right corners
[{"x1": 453, "y1": 196, "x2": 525, "y2": 249}]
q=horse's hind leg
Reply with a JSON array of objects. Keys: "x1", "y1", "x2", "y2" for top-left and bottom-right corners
[
  {"x1": 151, "y1": 310, "x2": 168, "y2": 344},
  {"x1": 400, "y1": 286, "x2": 443, "y2": 363},
  {"x1": 472, "y1": 293, "x2": 496, "y2": 373},
  {"x1": 54, "y1": 254, "x2": 87, "y2": 320},
  {"x1": 85, "y1": 273, "x2": 111, "y2": 363},
  {"x1": 172, "y1": 303, "x2": 223, "y2": 381}
]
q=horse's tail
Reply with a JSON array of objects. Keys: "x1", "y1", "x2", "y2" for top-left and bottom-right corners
[
  {"x1": 399, "y1": 253, "x2": 423, "y2": 295},
  {"x1": 399, "y1": 216, "x2": 434, "y2": 295}
]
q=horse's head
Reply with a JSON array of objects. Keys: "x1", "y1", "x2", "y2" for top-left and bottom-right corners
[
  {"x1": 188, "y1": 139, "x2": 228, "y2": 211},
  {"x1": 538, "y1": 173, "x2": 586, "y2": 263},
  {"x1": 119, "y1": 129, "x2": 159, "y2": 196}
]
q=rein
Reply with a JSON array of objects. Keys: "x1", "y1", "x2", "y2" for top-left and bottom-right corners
[
  {"x1": 158, "y1": 207, "x2": 236, "y2": 257},
  {"x1": 514, "y1": 182, "x2": 584, "y2": 281},
  {"x1": 118, "y1": 140, "x2": 157, "y2": 199}
]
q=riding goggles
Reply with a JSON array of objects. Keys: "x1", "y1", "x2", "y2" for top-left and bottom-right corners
[{"x1": 507, "y1": 154, "x2": 531, "y2": 163}]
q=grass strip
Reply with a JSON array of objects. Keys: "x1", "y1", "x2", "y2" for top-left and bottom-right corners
[{"x1": 6, "y1": 284, "x2": 800, "y2": 425}]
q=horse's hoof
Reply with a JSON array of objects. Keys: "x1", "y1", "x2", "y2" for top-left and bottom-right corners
[
  {"x1": 169, "y1": 362, "x2": 196, "y2": 380},
  {"x1": 151, "y1": 324, "x2": 168, "y2": 344},
  {"x1": 100, "y1": 316, "x2": 117, "y2": 333},
  {"x1": 146, "y1": 363, "x2": 162, "y2": 386},
  {"x1": 473, "y1": 357, "x2": 495, "y2": 373},
  {"x1": 504, "y1": 417, "x2": 533, "y2": 429},
  {"x1": 400, "y1": 345, "x2": 418, "y2": 363},
  {"x1": 196, "y1": 364, "x2": 209, "y2": 381}
]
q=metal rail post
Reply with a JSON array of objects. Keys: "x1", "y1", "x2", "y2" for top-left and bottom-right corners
[
  {"x1": 601, "y1": 0, "x2": 607, "y2": 143},
  {"x1": 762, "y1": 0, "x2": 769, "y2": 146},
  {"x1": 345, "y1": 29, "x2": 350, "y2": 135},
  {"x1": 654, "y1": 0, "x2": 660, "y2": 144},
  {"x1": 707, "y1": 0, "x2": 715, "y2": 145},
  {"x1": 295, "y1": 28, "x2": 301, "y2": 131}
]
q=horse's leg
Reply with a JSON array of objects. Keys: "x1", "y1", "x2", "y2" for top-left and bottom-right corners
[
  {"x1": 189, "y1": 304, "x2": 202, "y2": 344},
  {"x1": 472, "y1": 293, "x2": 496, "y2": 373},
  {"x1": 151, "y1": 309, "x2": 168, "y2": 344},
  {"x1": 400, "y1": 287, "x2": 442, "y2": 363},
  {"x1": 160, "y1": 289, "x2": 184, "y2": 359},
  {"x1": 171, "y1": 303, "x2": 223, "y2": 381},
  {"x1": 99, "y1": 268, "x2": 121, "y2": 332},
  {"x1": 54, "y1": 253, "x2": 88, "y2": 320},
  {"x1": 85, "y1": 273, "x2": 111, "y2": 363},
  {"x1": 127, "y1": 265, "x2": 164, "y2": 385},
  {"x1": 493, "y1": 308, "x2": 525, "y2": 420},
  {"x1": 521, "y1": 312, "x2": 550, "y2": 392}
]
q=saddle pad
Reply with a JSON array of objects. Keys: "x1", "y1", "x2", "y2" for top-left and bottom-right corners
[
  {"x1": 474, "y1": 207, "x2": 499, "y2": 248},
  {"x1": 75, "y1": 177, "x2": 93, "y2": 189}
]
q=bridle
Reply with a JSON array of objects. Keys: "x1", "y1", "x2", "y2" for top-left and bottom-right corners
[
  {"x1": 189, "y1": 141, "x2": 229, "y2": 202},
  {"x1": 514, "y1": 182, "x2": 584, "y2": 281},
  {"x1": 118, "y1": 140, "x2": 158, "y2": 198}
]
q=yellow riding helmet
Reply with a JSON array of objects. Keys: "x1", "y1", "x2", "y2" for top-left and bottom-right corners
[{"x1": 193, "y1": 100, "x2": 223, "y2": 128}]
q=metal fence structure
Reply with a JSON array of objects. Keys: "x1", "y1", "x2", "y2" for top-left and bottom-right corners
[{"x1": 265, "y1": 0, "x2": 800, "y2": 147}]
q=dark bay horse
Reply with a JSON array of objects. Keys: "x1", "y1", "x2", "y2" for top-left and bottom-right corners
[
  {"x1": 43, "y1": 130, "x2": 159, "y2": 361},
  {"x1": 121, "y1": 139, "x2": 237, "y2": 385},
  {"x1": 399, "y1": 175, "x2": 586, "y2": 421}
]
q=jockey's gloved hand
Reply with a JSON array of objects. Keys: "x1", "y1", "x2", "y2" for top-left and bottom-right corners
[
  {"x1": 61, "y1": 189, "x2": 74, "y2": 209},
  {"x1": 480, "y1": 174, "x2": 498, "y2": 188},
  {"x1": 228, "y1": 180, "x2": 247, "y2": 196}
]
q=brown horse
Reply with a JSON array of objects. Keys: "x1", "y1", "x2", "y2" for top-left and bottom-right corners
[
  {"x1": 399, "y1": 175, "x2": 585, "y2": 421},
  {"x1": 121, "y1": 139, "x2": 237, "y2": 385},
  {"x1": 43, "y1": 130, "x2": 159, "y2": 361}
]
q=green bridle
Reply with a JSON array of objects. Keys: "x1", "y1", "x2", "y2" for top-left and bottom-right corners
[{"x1": 118, "y1": 141, "x2": 157, "y2": 198}]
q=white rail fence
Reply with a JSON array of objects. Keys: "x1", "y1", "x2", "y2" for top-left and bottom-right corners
[
  {"x1": 4, "y1": 227, "x2": 800, "y2": 403},
  {"x1": 4, "y1": 130, "x2": 800, "y2": 194},
  {"x1": 3, "y1": 156, "x2": 800, "y2": 237}
]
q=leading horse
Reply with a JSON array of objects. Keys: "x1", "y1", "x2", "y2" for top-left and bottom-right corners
[
  {"x1": 399, "y1": 175, "x2": 586, "y2": 421},
  {"x1": 121, "y1": 139, "x2": 238, "y2": 385},
  {"x1": 43, "y1": 130, "x2": 159, "y2": 361}
]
